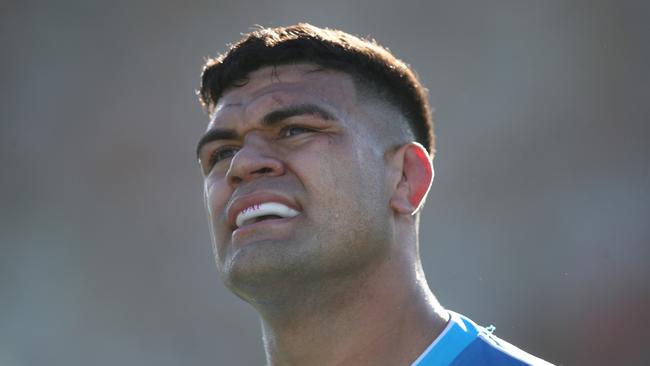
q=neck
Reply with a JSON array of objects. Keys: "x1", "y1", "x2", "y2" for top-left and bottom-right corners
[{"x1": 256, "y1": 245, "x2": 449, "y2": 366}]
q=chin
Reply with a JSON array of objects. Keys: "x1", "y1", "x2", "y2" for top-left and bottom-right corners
[
  {"x1": 219, "y1": 239, "x2": 343, "y2": 303},
  {"x1": 221, "y1": 238, "x2": 305, "y2": 287}
]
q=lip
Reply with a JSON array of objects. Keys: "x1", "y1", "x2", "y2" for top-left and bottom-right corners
[
  {"x1": 226, "y1": 192, "x2": 302, "y2": 230},
  {"x1": 231, "y1": 215, "x2": 300, "y2": 239}
]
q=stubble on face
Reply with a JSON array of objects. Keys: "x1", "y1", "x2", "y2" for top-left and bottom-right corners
[{"x1": 201, "y1": 64, "x2": 401, "y2": 307}]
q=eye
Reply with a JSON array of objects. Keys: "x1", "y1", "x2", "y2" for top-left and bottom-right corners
[
  {"x1": 282, "y1": 126, "x2": 314, "y2": 137},
  {"x1": 208, "y1": 147, "x2": 238, "y2": 167}
]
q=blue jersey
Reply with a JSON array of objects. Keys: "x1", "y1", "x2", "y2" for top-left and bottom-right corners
[{"x1": 411, "y1": 311, "x2": 554, "y2": 366}]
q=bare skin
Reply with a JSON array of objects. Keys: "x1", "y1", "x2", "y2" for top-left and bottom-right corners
[{"x1": 197, "y1": 64, "x2": 448, "y2": 365}]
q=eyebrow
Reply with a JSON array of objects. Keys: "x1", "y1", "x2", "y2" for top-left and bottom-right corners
[
  {"x1": 195, "y1": 103, "x2": 336, "y2": 159},
  {"x1": 262, "y1": 103, "x2": 335, "y2": 126}
]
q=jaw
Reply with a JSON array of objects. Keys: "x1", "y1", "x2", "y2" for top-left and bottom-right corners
[{"x1": 218, "y1": 231, "x2": 395, "y2": 324}]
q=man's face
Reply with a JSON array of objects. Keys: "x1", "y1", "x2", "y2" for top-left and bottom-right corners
[{"x1": 197, "y1": 64, "x2": 394, "y2": 299}]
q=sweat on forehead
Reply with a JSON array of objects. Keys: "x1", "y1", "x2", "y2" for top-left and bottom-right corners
[{"x1": 210, "y1": 65, "x2": 356, "y2": 121}]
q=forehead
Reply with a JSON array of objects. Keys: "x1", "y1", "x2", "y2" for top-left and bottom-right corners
[{"x1": 209, "y1": 64, "x2": 359, "y2": 126}]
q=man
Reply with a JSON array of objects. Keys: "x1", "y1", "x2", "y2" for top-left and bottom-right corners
[{"x1": 195, "y1": 23, "x2": 553, "y2": 366}]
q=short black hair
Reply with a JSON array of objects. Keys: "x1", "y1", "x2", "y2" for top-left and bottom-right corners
[{"x1": 199, "y1": 23, "x2": 435, "y2": 155}]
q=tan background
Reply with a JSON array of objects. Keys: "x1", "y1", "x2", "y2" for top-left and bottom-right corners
[{"x1": 1, "y1": 0, "x2": 649, "y2": 365}]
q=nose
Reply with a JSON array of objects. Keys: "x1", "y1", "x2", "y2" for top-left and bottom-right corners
[{"x1": 225, "y1": 134, "x2": 285, "y2": 187}]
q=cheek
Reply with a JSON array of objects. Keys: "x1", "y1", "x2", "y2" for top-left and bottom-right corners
[
  {"x1": 205, "y1": 179, "x2": 226, "y2": 217},
  {"x1": 204, "y1": 178, "x2": 232, "y2": 245},
  {"x1": 290, "y1": 135, "x2": 382, "y2": 213}
]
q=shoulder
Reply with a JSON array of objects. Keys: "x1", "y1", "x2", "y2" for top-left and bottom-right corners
[
  {"x1": 450, "y1": 312, "x2": 555, "y2": 366},
  {"x1": 413, "y1": 311, "x2": 555, "y2": 366}
]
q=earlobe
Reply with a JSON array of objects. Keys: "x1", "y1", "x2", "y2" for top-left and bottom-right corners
[{"x1": 389, "y1": 143, "x2": 434, "y2": 215}]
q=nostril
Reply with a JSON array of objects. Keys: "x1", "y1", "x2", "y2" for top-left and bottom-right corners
[{"x1": 254, "y1": 167, "x2": 273, "y2": 175}]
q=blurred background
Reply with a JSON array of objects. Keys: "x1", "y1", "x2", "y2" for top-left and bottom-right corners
[{"x1": 1, "y1": 0, "x2": 649, "y2": 365}]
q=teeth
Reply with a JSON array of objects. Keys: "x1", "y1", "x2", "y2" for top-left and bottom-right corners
[{"x1": 235, "y1": 202, "x2": 300, "y2": 228}]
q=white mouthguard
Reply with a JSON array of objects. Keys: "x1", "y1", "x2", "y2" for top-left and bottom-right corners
[{"x1": 235, "y1": 202, "x2": 300, "y2": 228}]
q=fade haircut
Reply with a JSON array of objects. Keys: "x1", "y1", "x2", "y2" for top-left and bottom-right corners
[{"x1": 198, "y1": 23, "x2": 435, "y2": 156}]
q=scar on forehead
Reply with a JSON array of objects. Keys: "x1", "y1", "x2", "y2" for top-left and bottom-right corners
[{"x1": 271, "y1": 94, "x2": 288, "y2": 106}]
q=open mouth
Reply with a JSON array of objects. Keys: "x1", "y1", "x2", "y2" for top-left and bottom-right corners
[
  {"x1": 250, "y1": 215, "x2": 282, "y2": 223},
  {"x1": 235, "y1": 202, "x2": 300, "y2": 228}
]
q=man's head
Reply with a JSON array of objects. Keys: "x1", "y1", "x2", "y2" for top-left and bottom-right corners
[{"x1": 196, "y1": 24, "x2": 436, "y2": 306}]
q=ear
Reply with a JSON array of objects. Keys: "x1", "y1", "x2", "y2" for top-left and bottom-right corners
[{"x1": 388, "y1": 142, "x2": 434, "y2": 215}]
